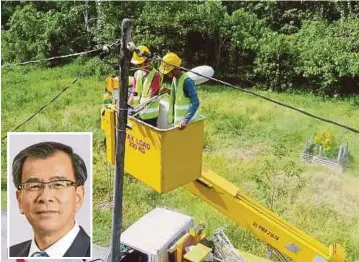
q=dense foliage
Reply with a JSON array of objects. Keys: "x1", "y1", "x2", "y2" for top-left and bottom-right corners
[{"x1": 2, "y1": 1, "x2": 358, "y2": 95}]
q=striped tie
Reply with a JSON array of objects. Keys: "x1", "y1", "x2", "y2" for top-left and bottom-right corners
[{"x1": 31, "y1": 251, "x2": 49, "y2": 257}]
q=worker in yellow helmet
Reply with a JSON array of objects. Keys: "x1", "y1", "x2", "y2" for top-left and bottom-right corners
[
  {"x1": 128, "y1": 45, "x2": 162, "y2": 127},
  {"x1": 159, "y1": 52, "x2": 200, "y2": 130}
]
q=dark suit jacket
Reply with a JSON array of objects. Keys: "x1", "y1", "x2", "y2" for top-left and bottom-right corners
[{"x1": 9, "y1": 226, "x2": 91, "y2": 257}]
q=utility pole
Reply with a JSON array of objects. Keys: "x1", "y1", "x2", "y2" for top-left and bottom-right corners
[{"x1": 110, "y1": 18, "x2": 132, "y2": 262}]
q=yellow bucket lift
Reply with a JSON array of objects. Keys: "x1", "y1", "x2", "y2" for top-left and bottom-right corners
[
  {"x1": 101, "y1": 104, "x2": 204, "y2": 193},
  {"x1": 101, "y1": 76, "x2": 346, "y2": 262}
]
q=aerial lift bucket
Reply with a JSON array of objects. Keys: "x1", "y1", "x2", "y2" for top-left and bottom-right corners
[
  {"x1": 101, "y1": 93, "x2": 204, "y2": 193},
  {"x1": 124, "y1": 114, "x2": 204, "y2": 193}
]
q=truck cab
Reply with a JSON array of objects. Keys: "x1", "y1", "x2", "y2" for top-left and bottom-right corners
[{"x1": 120, "y1": 208, "x2": 194, "y2": 262}]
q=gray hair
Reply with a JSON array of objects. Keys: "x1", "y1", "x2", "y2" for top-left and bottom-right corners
[{"x1": 12, "y1": 141, "x2": 87, "y2": 189}]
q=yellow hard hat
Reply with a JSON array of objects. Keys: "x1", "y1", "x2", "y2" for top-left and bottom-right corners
[
  {"x1": 159, "y1": 52, "x2": 182, "y2": 74},
  {"x1": 131, "y1": 45, "x2": 150, "y2": 65}
]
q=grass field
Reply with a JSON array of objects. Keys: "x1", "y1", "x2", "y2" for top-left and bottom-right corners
[{"x1": 2, "y1": 61, "x2": 359, "y2": 261}]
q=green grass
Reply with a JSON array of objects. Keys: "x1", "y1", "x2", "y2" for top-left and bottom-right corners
[
  {"x1": 1, "y1": 190, "x2": 6, "y2": 211},
  {"x1": 2, "y1": 62, "x2": 359, "y2": 261}
]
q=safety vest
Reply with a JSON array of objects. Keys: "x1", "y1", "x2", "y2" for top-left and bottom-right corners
[
  {"x1": 168, "y1": 73, "x2": 199, "y2": 125},
  {"x1": 134, "y1": 69, "x2": 161, "y2": 120},
  {"x1": 132, "y1": 70, "x2": 144, "y2": 106}
]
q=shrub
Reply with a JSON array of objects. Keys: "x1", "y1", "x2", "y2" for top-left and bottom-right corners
[
  {"x1": 313, "y1": 130, "x2": 338, "y2": 158},
  {"x1": 253, "y1": 32, "x2": 296, "y2": 91},
  {"x1": 293, "y1": 19, "x2": 359, "y2": 95}
]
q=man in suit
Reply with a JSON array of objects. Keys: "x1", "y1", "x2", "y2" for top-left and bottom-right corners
[{"x1": 9, "y1": 141, "x2": 91, "y2": 258}]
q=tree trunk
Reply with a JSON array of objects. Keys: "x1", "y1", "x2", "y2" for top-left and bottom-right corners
[{"x1": 84, "y1": 0, "x2": 89, "y2": 32}]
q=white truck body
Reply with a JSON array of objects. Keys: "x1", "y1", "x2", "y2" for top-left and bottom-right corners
[{"x1": 121, "y1": 207, "x2": 194, "y2": 262}]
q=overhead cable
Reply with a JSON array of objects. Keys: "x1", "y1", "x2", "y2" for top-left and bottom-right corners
[
  {"x1": 153, "y1": 54, "x2": 359, "y2": 134},
  {"x1": 1, "y1": 59, "x2": 102, "y2": 141},
  {"x1": 1, "y1": 39, "x2": 120, "y2": 68}
]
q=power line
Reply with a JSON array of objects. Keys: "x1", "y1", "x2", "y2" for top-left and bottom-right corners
[
  {"x1": 1, "y1": 39, "x2": 120, "y2": 68},
  {"x1": 2, "y1": 45, "x2": 357, "y2": 141},
  {"x1": 1, "y1": 39, "x2": 121, "y2": 141},
  {"x1": 1, "y1": 49, "x2": 101, "y2": 68},
  {"x1": 1, "y1": 59, "x2": 101, "y2": 141},
  {"x1": 153, "y1": 54, "x2": 359, "y2": 134}
]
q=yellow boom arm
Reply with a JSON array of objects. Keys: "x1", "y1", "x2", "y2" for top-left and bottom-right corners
[{"x1": 185, "y1": 168, "x2": 346, "y2": 262}]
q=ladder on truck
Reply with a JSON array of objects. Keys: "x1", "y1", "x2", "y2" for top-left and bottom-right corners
[{"x1": 213, "y1": 228, "x2": 247, "y2": 262}]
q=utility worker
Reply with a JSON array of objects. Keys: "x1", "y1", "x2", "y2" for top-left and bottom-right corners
[
  {"x1": 128, "y1": 45, "x2": 162, "y2": 127},
  {"x1": 159, "y1": 52, "x2": 200, "y2": 130}
]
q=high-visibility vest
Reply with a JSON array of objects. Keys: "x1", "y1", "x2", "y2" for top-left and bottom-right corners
[
  {"x1": 168, "y1": 73, "x2": 199, "y2": 125},
  {"x1": 138, "y1": 69, "x2": 161, "y2": 120},
  {"x1": 131, "y1": 70, "x2": 144, "y2": 106}
]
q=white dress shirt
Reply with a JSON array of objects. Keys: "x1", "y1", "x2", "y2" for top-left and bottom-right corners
[{"x1": 28, "y1": 222, "x2": 80, "y2": 257}]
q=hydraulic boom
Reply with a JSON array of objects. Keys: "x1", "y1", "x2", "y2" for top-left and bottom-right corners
[{"x1": 185, "y1": 168, "x2": 346, "y2": 262}]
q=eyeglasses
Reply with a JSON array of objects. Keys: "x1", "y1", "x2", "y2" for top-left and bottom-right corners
[{"x1": 18, "y1": 180, "x2": 77, "y2": 191}]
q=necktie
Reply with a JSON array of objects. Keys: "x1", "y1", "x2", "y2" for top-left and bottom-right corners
[{"x1": 31, "y1": 251, "x2": 49, "y2": 257}]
